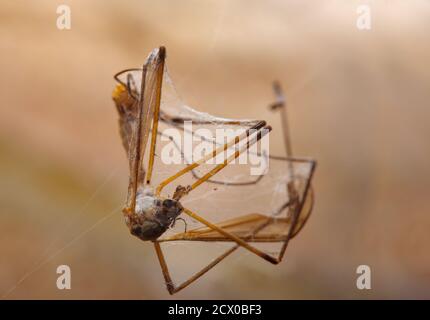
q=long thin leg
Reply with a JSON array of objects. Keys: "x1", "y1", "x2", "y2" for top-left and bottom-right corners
[
  {"x1": 155, "y1": 121, "x2": 266, "y2": 196},
  {"x1": 154, "y1": 183, "x2": 316, "y2": 294},
  {"x1": 157, "y1": 134, "x2": 314, "y2": 266},
  {"x1": 153, "y1": 241, "x2": 238, "y2": 294},
  {"x1": 157, "y1": 130, "x2": 310, "y2": 192},
  {"x1": 179, "y1": 159, "x2": 316, "y2": 265},
  {"x1": 188, "y1": 126, "x2": 271, "y2": 194},
  {"x1": 158, "y1": 131, "x2": 316, "y2": 260},
  {"x1": 153, "y1": 205, "x2": 279, "y2": 294},
  {"x1": 153, "y1": 164, "x2": 316, "y2": 294},
  {"x1": 182, "y1": 207, "x2": 278, "y2": 264},
  {"x1": 277, "y1": 159, "x2": 316, "y2": 261},
  {"x1": 271, "y1": 83, "x2": 317, "y2": 258},
  {"x1": 291, "y1": 185, "x2": 314, "y2": 238},
  {"x1": 158, "y1": 130, "x2": 266, "y2": 186}
]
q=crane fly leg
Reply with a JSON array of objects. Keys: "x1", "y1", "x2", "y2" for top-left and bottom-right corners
[
  {"x1": 153, "y1": 241, "x2": 238, "y2": 295},
  {"x1": 153, "y1": 211, "x2": 283, "y2": 294},
  {"x1": 182, "y1": 207, "x2": 278, "y2": 264},
  {"x1": 155, "y1": 121, "x2": 267, "y2": 196},
  {"x1": 187, "y1": 126, "x2": 271, "y2": 193}
]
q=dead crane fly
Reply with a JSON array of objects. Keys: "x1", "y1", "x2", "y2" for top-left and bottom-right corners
[{"x1": 112, "y1": 47, "x2": 316, "y2": 294}]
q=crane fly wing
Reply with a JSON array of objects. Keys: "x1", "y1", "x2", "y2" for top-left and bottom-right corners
[
  {"x1": 136, "y1": 47, "x2": 165, "y2": 183},
  {"x1": 113, "y1": 48, "x2": 166, "y2": 210}
]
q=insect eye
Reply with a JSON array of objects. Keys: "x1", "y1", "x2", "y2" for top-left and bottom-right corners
[
  {"x1": 131, "y1": 226, "x2": 142, "y2": 236},
  {"x1": 163, "y1": 199, "x2": 175, "y2": 208}
]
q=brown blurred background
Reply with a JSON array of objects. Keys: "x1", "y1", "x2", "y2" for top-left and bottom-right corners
[{"x1": 1, "y1": 0, "x2": 430, "y2": 299}]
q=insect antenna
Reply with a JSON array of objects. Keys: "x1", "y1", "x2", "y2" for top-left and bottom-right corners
[{"x1": 171, "y1": 217, "x2": 188, "y2": 234}]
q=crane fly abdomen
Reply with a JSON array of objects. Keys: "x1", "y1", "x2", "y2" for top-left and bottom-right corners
[{"x1": 125, "y1": 188, "x2": 184, "y2": 241}]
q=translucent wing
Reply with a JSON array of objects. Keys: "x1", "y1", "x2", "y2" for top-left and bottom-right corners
[
  {"x1": 137, "y1": 47, "x2": 165, "y2": 183},
  {"x1": 114, "y1": 48, "x2": 165, "y2": 208}
]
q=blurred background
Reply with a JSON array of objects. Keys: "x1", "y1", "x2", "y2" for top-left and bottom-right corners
[{"x1": 1, "y1": 0, "x2": 430, "y2": 299}]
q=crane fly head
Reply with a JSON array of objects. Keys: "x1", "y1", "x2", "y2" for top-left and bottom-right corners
[{"x1": 126, "y1": 187, "x2": 183, "y2": 241}]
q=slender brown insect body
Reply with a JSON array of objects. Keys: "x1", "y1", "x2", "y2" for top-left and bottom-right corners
[{"x1": 112, "y1": 46, "x2": 316, "y2": 294}]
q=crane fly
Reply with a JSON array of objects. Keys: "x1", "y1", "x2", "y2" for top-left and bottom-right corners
[{"x1": 112, "y1": 46, "x2": 316, "y2": 294}]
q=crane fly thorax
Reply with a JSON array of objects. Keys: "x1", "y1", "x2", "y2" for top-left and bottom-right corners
[
  {"x1": 112, "y1": 84, "x2": 135, "y2": 108},
  {"x1": 125, "y1": 188, "x2": 183, "y2": 241}
]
